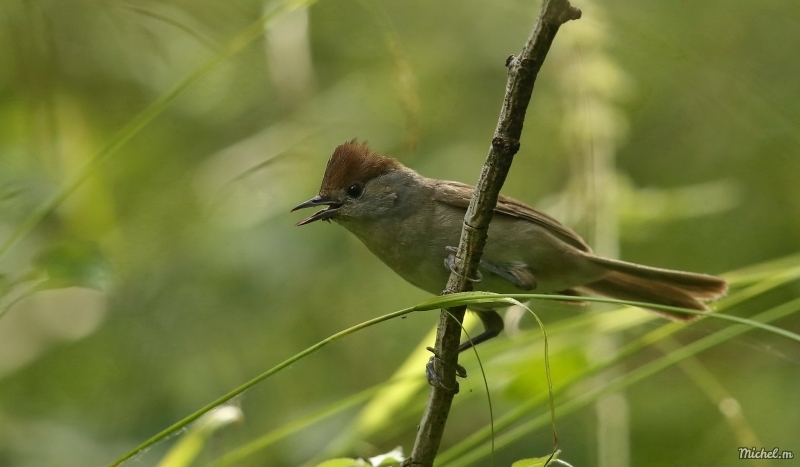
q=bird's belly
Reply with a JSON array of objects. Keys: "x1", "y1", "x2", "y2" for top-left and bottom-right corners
[
  {"x1": 340, "y1": 219, "x2": 456, "y2": 295},
  {"x1": 340, "y1": 214, "x2": 603, "y2": 296}
]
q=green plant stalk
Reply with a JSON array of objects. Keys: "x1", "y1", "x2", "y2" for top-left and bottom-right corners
[
  {"x1": 716, "y1": 266, "x2": 800, "y2": 310},
  {"x1": 511, "y1": 301, "x2": 559, "y2": 466},
  {"x1": 435, "y1": 270, "x2": 800, "y2": 465},
  {"x1": 439, "y1": 296, "x2": 800, "y2": 467},
  {"x1": 658, "y1": 338, "x2": 766, "y2": 467},
  {"x1": 107, "y1": 304, "x2": 418, "y2": 467},
  {"x1": 300, "y1": 311, "x2": 601, "y2": 467},
  {"x1": 443, "y1": 310, "x2": 496, "y2": 467},
  {"x1": 0, "y1": 0, "x2": 318, "y2": 263},
  {"x1": 435, "y1": 321, "x2": 680, "y2": 466},
  {"x1": 723, "y1": 254, "x2": 800, "y2": 287},
  {"x1": 204, "y1": 384, "x2": 384, "y2": 467},
  {"x1": 205, "y1": 372, "x2": 451, "y2": 467},
  {"x1": 110, "y1": 283, "x2": 800, "y2": 467},
  {"x1": 421, "y1": 292, "x2": 800, "y2": 343}
]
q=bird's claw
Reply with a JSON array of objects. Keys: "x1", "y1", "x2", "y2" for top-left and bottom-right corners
[
  {"x1": 444, "y1": 248, "x2": 482, "y2": 283},
  {"x1": 425, "y1": 346, "x2": 466, "y2": 392}
]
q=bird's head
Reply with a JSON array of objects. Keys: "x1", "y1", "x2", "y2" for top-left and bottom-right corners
[{"x1": 292, "y1": 140, "x2": 406, "y2": 225}]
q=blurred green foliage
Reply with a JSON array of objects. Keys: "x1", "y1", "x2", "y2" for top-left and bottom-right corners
[{"x1": 0, "y1": 0, "x2": 799, "y2": 466}]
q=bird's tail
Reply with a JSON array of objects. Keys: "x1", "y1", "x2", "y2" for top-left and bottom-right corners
[{"x1": 580, "y1": 256, "x2": 728, "y2": 322}]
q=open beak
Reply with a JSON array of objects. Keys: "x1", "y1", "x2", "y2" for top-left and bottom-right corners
[{"x1": 291, "y1": 196, "x2": 343, "y2": 226}]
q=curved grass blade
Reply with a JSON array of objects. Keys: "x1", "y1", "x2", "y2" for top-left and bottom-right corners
[
  {"x1": 657, "y1": 337, "x2": 764, "y2": 458},
  {"x1": 510, "y1": 300, "x2": 558, "y2": 464},
  {"x1": 417, "y1": 292, "x2": 800, "y2": 344},
  {"x1": 204, "y1": 372, "x2": 427, "y2": 467},
  {"x1": 441, "y1": 309, "x2": 495, "y2": 467},
  {"x1": 123, "y1": 6, "x2": 220, "y2": 51},
  {"x1": 438, "y1": 296, "x2": 800, "y2": 467},
  {"x1": 723, "y1": 253, "x2": 800, "y2": 287},
  {"x1": 435, "y1": 272, "x2": 800, "y2": 465},
  {"x1": 435, "y1": 321, "x2": 681, "y2": 466},
  {"x1": 444, "y1": 298, "x2": 560, "y2": 465},
  {"x1": 205, "y1": 384, "x2": 377, "y2": 467},
  {"x1": 0, "y1": 0, "x2": 319, "y2": 263},
  {"x1": 111, "y1": 267, "x2": 800, "y2": 467},
  {"x1": 106, "y1": 304, "x2": 418, "y2": 467}
]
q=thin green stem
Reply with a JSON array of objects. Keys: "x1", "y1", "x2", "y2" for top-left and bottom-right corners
[
  {"x1": 0, "y1": 0, "x2": 319, "y2": 263},
  {"x1": 439, "y1": 297, "x2": 800, "y2": 467},
  {"x1": 204, "y1": 376, "x2": 418, "y2": 467},
  {"x1": 435, "y1": 272, "x2": 800, "y2": 465},
  {"x1": 416, "y1": 292, "x2": 800, "y2": 344},
  {"x1": 111, "y1": 270, "x2": 799, "y2": 467},
  {"x1": 107, "y1": 304, "x2": 417, "y2": 467},
  {"x1": 442, "y1": 310, "x2": 495, "y2": 467}
]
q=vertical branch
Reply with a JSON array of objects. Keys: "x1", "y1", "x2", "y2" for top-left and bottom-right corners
[{"x1": 404, "y1": 1, "x2": 581, "y2": 466}]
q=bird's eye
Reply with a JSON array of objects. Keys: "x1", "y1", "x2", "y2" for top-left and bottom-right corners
[{"x1": 347, "y1": 183, "x2": 363, "y2": 198}]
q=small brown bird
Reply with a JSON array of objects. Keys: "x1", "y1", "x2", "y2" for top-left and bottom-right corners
[{"x1": 293, "y1": 141, "x2": 728, "y2": 351}]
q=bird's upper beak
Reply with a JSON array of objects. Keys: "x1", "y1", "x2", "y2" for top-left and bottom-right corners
[{"x1": 291, "y1": 195, "x2": 343, "y2": 226}]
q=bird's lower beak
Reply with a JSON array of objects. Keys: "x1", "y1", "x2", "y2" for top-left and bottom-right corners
[{"x1": 291, "y1": 196, "x2": 343, "y2": 226}]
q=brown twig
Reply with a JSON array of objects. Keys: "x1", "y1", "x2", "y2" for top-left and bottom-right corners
[{"x1": 403, "y1": 1, "x2": 581, "y2": 466}]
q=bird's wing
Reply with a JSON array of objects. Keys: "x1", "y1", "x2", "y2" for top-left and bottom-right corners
[
  {"x1": 479, "y1": 259, "x2": 537, "y2": 290},
  {"x1": 433, "y1": 180, "x2": 592, "y2": 253}
]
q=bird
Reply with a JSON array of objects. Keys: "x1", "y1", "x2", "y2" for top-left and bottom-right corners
[{"x1": 292, "y1": 140, "x2": 728, "y2": 352}]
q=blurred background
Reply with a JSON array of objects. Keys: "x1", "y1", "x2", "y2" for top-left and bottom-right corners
[{"x1": 1, "y1": 0, "x2": 799, "y2": 466}]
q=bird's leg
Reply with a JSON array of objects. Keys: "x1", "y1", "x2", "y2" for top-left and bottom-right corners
[
  {"x1": 441, "y1": 247, "x2": 507, "y2": 352},
  {"x1": 459, "y1": 309, "x2": 504, "y2": 353},
  {"x1": 435, "y1": 247, "x2": 505, "y2": 387}
]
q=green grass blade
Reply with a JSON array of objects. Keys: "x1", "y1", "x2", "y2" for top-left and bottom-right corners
[
  {"x1": 0, "y1": 0, "x2": 319, "y2": 263},
  {"x1": 442, "y1": 310, "x2": 495, "y2": 467},
  {"x1": 204, "y1": 384, "x2": 384, "y2": 467},
  {"x1": 439, "y1": 297, "x2": 800, "y2": 467},
  {"x1": 723, "y1": 253, "x2": 800, "y2": 287},
  {"x1": 111, "y1": 262, "x2": 800, "y2": 467},
  {"x1": 658, "y1": 338, "x2": 763, "y2": 455},
  {"x1": 417, "y1": 292, "x2": 800, "y2": 344},
  {"x1": 493, "y1": 300, "x2": 558, "y2": 456},
  {"x1": 435, "y1": 273, "x2": 800, "y2": 465},
  {"x1": 106, "y1": 304, "x2": 417, "y2": 467}
]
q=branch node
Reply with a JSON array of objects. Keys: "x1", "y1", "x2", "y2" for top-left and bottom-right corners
[
  {"x1": 491, "y1": 135, "x2": 521, "y2": 155},
  {"x1": 515, "y1": 57, "x2": 537, "y2": 72},
  {"x1": 562, "y1": 5, "x2": 582, "y2": 22},
  {"x1": 505, "y1": 54, "x2": 515, "y2": 68},
  {"x1": 462, "y1": 221, "x2": 489, "y2": 234}
]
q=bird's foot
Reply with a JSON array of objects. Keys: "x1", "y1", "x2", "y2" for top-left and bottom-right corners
[
  {"x1": 425, "y1": 346, "x2": 467, "y2": 392},
  {"x1": 444, "y1": 247, "x2": 483, "y2": 283}
]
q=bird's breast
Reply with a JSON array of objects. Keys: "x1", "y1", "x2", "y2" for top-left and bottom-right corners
[{"x1": 337, "y1": 212, "x2": 458, "y2": 295}]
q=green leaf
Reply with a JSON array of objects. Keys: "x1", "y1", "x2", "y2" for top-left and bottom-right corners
[
  {"x1": 510, "y1": 450, "x2": 559, "y2": 467},
  {"x1": 412, "y1": 292, "x2": 517, "y2": 311},
  {"x1": 368, "y1": 446, "x2": 405, "y2": 466},
  {"x1": 34, "y1": 241, "x2": 108, "y2": 291},
  {"x1": 314, "y1": 459, "x2": 366, "y2": 467},
  {"x1": 156, "y1": 406, "x2": 242, "y2": 467}
]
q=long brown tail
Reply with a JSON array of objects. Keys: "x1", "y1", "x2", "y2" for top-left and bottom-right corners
[{"x1": 580, "y1": 257, "x2": 728, "y2": 322}]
